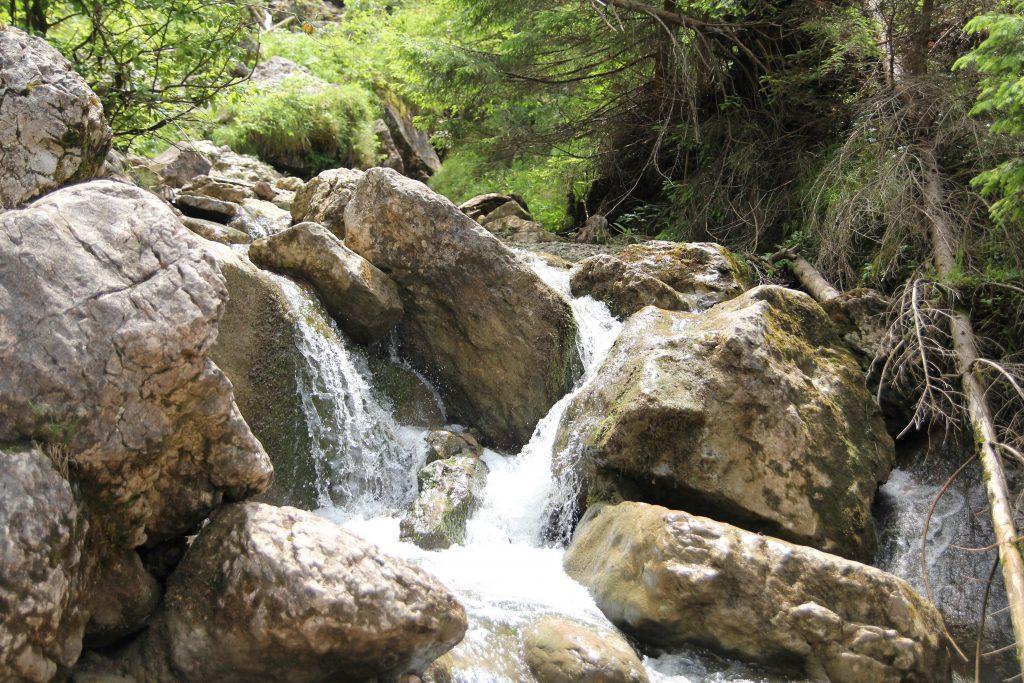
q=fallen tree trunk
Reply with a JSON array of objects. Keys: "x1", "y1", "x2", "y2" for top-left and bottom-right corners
[
  {"x1": 921, "y1": 148, "x2": 1024, "y2": 676},
  {"x1": 770, "y1": 248, "x2": 841, "y2": 303}
]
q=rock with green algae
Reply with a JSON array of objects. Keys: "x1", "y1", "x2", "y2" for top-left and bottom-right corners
[
  {"x1": 345, "y1": 168, "x2": 580, "y2": 449},
  {"x1": 564, "y1": 502, "x2": 950, "y2": 683},
  {"x1": 367, "y1": 355, "x2": 447, "y2": 428},
  {"x1": 553, "y1": 285, "x2": 894, "y2": 561},
  {"x1": 202, "y1": 239, "x2": 321, "y2": 510},
  {"x1": 400, "y1": 456, "x2": 489, "y2": 550},
  {"x1": 569, "y1": 240, "x2": 749, "y2": 318}
]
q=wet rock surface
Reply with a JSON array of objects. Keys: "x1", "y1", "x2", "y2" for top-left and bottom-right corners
[
  {"x1": 554, "y1": 286, "x2": 894, "y2": 560},
  {"x1": 0, "y1": 26, "x2": 111, "y2": 209},
  {"x1": 117, "y1": 503, "x2": 468, "y2": 682},
  {"x1": 400, "y1": 456, "x2": 489, "y2": 549},
  {"x1": 345, "y1": 168, "x2": 580, "y2": 449},
  {"x1": 565, "y1": 502, "x2": 951, "y2": 682}
]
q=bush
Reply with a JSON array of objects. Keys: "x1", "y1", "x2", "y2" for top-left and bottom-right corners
[{"x1": 212, "y1": 74, "x2": 377, "y2": 177}]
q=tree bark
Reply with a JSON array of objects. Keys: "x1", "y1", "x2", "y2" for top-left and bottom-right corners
[
  {"x1": 921, "y1": 148, "x2": 1024, "y2": 676},
  {"x1": 771, "y1": 248, "x2": 841, "y2": 303}
]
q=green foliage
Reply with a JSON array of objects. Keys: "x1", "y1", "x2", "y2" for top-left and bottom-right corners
[
  {"x1": 429, "y1": 145, "x2": 593, "y2": 229},
  {"x1": 956, "y1": 6, "x2": 1024, "y2": 227},
  {"x1": 2, "y1": 0, "x2": 257, "y2": 140},
  {"x1": 212, "y1": 75, "x2": 377, "y2": 177}
]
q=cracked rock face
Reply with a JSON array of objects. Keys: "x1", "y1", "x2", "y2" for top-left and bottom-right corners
[
  {"x1": 290, "y1": 167, "x2": 364, "y2": 239},
  {"x1": 0, "y1": 180, "x2": 272, "y2": 547},
  {"x1": 0, "y1": 443, "x2": 90, "y2": 683},
  {"x1": 564, "y1": 502, "x2": 951, "y2": 683},
  {"x1": 553, "y1": 286, "x2": 893, "y2": 561},
  {"x1": 0, "y1": 26, "x2": 111, "y2": 209},
  {"x1": 345, "y1": 168, "x2": 580, "y2": 449},
  {"x1": 119, "y1": 503, "x2": 468, "y2": 682}
]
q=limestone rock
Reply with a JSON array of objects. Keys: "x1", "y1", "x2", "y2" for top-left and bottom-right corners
[
  {"x1": 0, "y1": 180, "x2": 272, "y2": 547},
  {"x1": 425, "y1": 429, "x2": 482, "y2": 464},
  {"x1": 564, "y1": 502, "x2": 950, "y2": 682},
  {"x1": 230, "y1": 197, "x2": 291, "y2": 238},
  {"x1": 479, "y1": 199, "x2": 532, "y2": 225},
  {"x1": 458, "y1": 193, "x2": 520, "y2": 221},
  {"x1": 290, "y1": 167, "x2": 365, "y2": 239},
  {"x1": 204, "y1": 240, "x2": 322, "y2": 510},
  {"x1": 182, "y1": 174, "x2": 254, "y2": 203},
  {"x1": 523, "y1": 617, "x2": 648, "y2": 683},
  {"x1": 822, "y1": 288, "x2": 891, "y2": 369},
  {"x1": 400, "y1": 456, "x2": 489, "y2": 549},
  {"x1": 0, "y1": 26, "x2": 111, "y2": 209},
  {"x1": 175, "y1": 192, "x2": 241, "y2": 223},
  {"x1": 250, "y1": 222, "x2": 403, "y2": 344},
  {"x1": 148, "y1": 145, "x2": 212, "y2": 189},
  {"x1": 569, "y1": 254, "x2": 686, "y2": 318},
  {"x1": 250, "y1": 55, "x2": 311, "y2": 89},
  {"x1": 345, "y1": 168, "x2": 580, "y2": 449},
  {"x1": 119, "y1": 503, "x2": 468, "y2": 682},
  {"x1": 570, "y1": 241, "x2": 748, "y2": 318},
  {"x1": 384, "y1": 103, "x2": 442, "y2": 182},
  {"x1": 0, "y1": 443, "x2": 89, "y2": 683},
  {"x1": 486, "y1": 216, "x2": 558, "y2": 244},
  {"x1": 554, "y1": 286, "x2": 894, "y2": 560},
  {"x1": 182, "y1": 216, "x2": 250, "y2": 245}
]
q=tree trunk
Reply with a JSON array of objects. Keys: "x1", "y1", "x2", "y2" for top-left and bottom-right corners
[
  {"x1": 771, "y1": 248, "x2": 841, "y2": 303},
  {"x1": 921, "y1": 149, "x2": 1024, "y2": 676}
]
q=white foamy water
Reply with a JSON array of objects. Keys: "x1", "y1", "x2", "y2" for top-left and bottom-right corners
[{"x1": 304, "y1": 251, "x2": 775, "y2": 682}]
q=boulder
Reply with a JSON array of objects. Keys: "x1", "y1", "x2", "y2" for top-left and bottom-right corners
[
  {"x1": 553, "y1": 286, "x2": 894, "y2": 560},
  {"x1": 564, "y1": 502, "x2": 950, "y2": 682},
  {"x1": 0, "y1": 26, "x2": 111, "y2": 209},
  {"x1": 182, "y1": 174, "x2": 254, "y2": 203},
  {"x1": 174, "y1": 193, "x2": 241, "y2": 223},
  {"x1": 204, "y1": 240, "x2": 322, "y2": 510},
  {"x1": 345, "y1": 168, "x2": 580, "y2": 449},
  {"x1": 0, "y1": 180, "x2": 272, "y2": 547},
  {"x1": 250, "y1": 55, "x2": 311, "y2": 89},
  {"x1": 479, "y1": 199, "x2": 532, "y2": 225},
  {"x1": 425, "y1": 429, "x2": 482, "y2": 464},
  {"x1": 383, "y1": 103, "x2": 442, "y2": 182},
  {"x1": 230, "y1": 197, "x2": 291, "y2": 238},
  {"x1": 523, "y1": 617, "x2": 648, "y2": 683},
  {"x1": 570, "y1": 241, "x2": 748, "y2": 318},
  {"x1": 0, "y1": 443, "x2": 90, "y2": 683},
  {"x1": 84, "y1": 551, "x2": 160, "y2": 648},
  {"x1": 118, "y1": 503, "x2": 468, "y2": 682},
  {"x1": 459, "y1": 193, "x2": 522, "y2": 221},
  {"x1": 182, "y1": 216, "x2": 250, "y2": 245},
  {"x1": 400, "y1": 456, "x2": 489, "y2": 549},
  {"x1": 569, "y1": 254, "x2": 686, "y2": 318},
  {"x1": 250, "y1": 222, "x2": 403, "y2": 344},
  {"x1": 148, "y1": 145, "x2": 212, "y2": 189},
  {"x1": 290, "y1": 167, "x2": 365, "y2": 239}
]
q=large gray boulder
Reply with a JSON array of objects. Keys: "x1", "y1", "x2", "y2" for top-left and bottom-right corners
[
  {"x1": 570, "y1": 241, "x2": 748, "y2": 318},
  {"x1": 0, "y1": 26, "x2": 111, "y2": 209},
  {"x1": 554, "y1": 286, "x2": 893, "y2": 561},
  {"x1": 345, "y1": 168, "x2": 580, "y2": 449},
  {"x1": 383, "y1": 103, "x2": 442, "y2": 182},
  {"x1": 250, "y1": 222, "x2": 403, "y2": 344},
  {"x1": 0, "y1": 180, "x2": 272, "y2": 547},
  {"x1": 400, "y1": 456, "x2": 489, "y2": 549},
  {"x1": 0, "y1": 444, "x2": 90, "y2": 683},
  {"x1": 564, "y1": 502, "x2": 950, "y2": 683},
  {"x1": 290, "y1": 167, "x2": 365, "y2": 239},
  {"x1": 118, "y1": 503, "x2": 468, "y2": 682}
]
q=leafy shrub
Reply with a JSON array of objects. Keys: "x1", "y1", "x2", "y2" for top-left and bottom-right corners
[{"x1": 212, "y1": 74, "x2": 377, "y2": 177}]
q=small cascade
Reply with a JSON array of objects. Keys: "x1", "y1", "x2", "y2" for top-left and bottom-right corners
[
  {"x1": 271, "y1": 273, "x2": 426, "y2": 517},
  {"x1": 874, "y1": 453, "x2": 1015, "y2": 675}
]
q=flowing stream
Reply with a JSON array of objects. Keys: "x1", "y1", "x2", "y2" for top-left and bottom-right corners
[{"x1": 266, "y1": 251, "x2": 983, "y2": 682}]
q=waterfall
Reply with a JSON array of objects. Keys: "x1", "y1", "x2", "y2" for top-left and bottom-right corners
[{"x1": 270, "y1": 273, "x2": 426, "y2": 517}]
